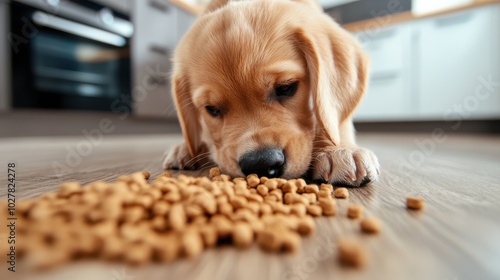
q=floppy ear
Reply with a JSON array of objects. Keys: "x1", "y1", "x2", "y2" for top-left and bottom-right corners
[
  {"x1": 172, "y1": 72, "x2": 203, "y2": 157},
  {"x1": 294, "y1": 23, "x2": 370, "y2": 146}
]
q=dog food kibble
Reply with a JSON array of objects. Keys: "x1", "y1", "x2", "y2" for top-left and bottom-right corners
[
  {"x1": 233, "y1": 222, "x2": 254, "y2": 248},
  {"x1": 360, "y1": 217, "x2": 381, "y2": 234},
  {"x1": 338, "y1": 238, "x2": 367, "y2": 267},
  {"x1": 320, "y1": 183, "x2": 333, "y2": 192},
  {"x1": 347, "y1": 204, "x2": 364, "y2": 219},
  {"x1": 334, "y1": 187, "x2": 349, "y2": 199},
  {"x1": 1, "y1": 169, "x2": 386, "y2": 270},
  {"x1": 319, "y1": 199, "x2": 336, "y2": 216},
  {"x1": 256, "y1": 184, "x2": 269, "y2": 196},
  {"x1": 406, "y1": 196, "x2": 425, "y2": 210},
  {"x1": 209, "y1": 167, "x2": 221, "y2": 179},
  {"x1": 247, "y1": 174, "x2": 260, "y2": 187},
  {"x1": 307, "y1": 205, "x2": 323, "y2": 217}
]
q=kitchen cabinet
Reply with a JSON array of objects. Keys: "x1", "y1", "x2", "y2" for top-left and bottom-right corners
[
  {"x1": 416, "y1": 5, "x2": 500, "y2": 119},
  {"x1": 132, "y1": 0, "x2": 195, "y2": 119},
  {"x1": 354, "y1": 24, "x2": 415, "y2": 120},
  {"x1": 353, "y1": 4, "x2": 500, "y2": 121}
]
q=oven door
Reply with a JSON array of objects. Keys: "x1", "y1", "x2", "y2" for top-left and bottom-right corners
[{"x1": 11, "y1": 2, "x2": 131, "y2": 111}]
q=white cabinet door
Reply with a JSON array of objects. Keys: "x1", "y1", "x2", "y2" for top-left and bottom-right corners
[
  {"x1": 132, "y1": 0, "x2": 178, "y2": 119},
  {"x1": 354, "y1": 24, "x2": 415, "y2": 121},
  {"x1": 416, "y1": 5, "x2": 500, "y2": 119},
  {"x1": 176, "y1": 8, "x2": 196, "y2": 43}
]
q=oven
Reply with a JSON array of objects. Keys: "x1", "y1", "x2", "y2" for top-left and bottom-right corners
[{"x1": 10, "y1": 0, "x2": 133, "y2": 111}]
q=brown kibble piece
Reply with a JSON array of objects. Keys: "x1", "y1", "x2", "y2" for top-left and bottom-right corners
[
  {"x1": 211, "y1": 215, "x2": 233, "y2": 238},
  {"x1": 233, "y1": 222, "x2": 254, "y2": 248},
  {"x1": 347, "y1": 204, "x2": 363, "y2": 219},
  {"x1": 301, "y1": 193, "x2": 316, "y2": 205},
  {"x1": 199, "y1": 224, "x2": 218, "y2": 248},
  {"x1": 153, "y1": 201, "x2": 170, "y2": 216},
  {"x1": 160, "y1": 171, "x2": 173, "y2": 178},
  {"x1": 281, "y1": 230, "x2": 300, "y2": 252},
  {"x1": 338, "y1": 238, "x2": 367, "y2": 267},
  {"x1": 282, "y1": 181, "x2": 297, "y2": 193},
  {"x1": 124, "y1": 206, "x2": 146, "y2": 223},
  {"x1": 360, "y1": 217, "x2": 381, "y2": 234},
  {"x1": 247, "y1": 174, "x2": 260, "y2": 187},
  {"x1": 151, "y1": 216, "x2": 168, "y2": 231},
  {"x1": 257, "y1": 224, "x2": 300, "y2": 252},
  {"x1": 320, "y1": 183, "x2": 333, "y2": 192},
  {"x1": 297, "y1": 216, "x2": 315, "y2": 236},
  {"x1": 318, "y1": 189, "x2": 332, "y2": 199},
  {"x1": 307, "y1": 205, "x2": 322, "y2": 217},
  {"x1": 319, "y1": 199, "x2": 336, "y2": 216},
  {"x1": 406, "y1": 196, "x2": 425, "y2": 210},
  {"x1": 291, "y1": 203, "x2": 307, "y2": 217},
  {"x1": 150, "y1": 234, "x2": 179, "y2": 262},
  {"x1": 264, "y1": 179, "x2": 278, "y2": 190},
  {"x1": 284, "y1": 192, "x2": 302, "y2": 204},
  {"x1": 182, "y1": 228, "x2": 204, "y2": 258},
  {"x1": 58, "y1": 182, "x2": 81, "y2": 198},
  {"x1": 209, "y1": 167, "x2": 221, "y2": 179},
  {"x1": 256, "y1": 185, "x2": 269, "y2": 196},
  {"x1": 230, "y1": 196, "x2": 248, "y2": 209},
  {"x1": 334, "y1": 187, "x2": 349, "y2": 199},
  {"x1": 124, "y1": 243, "x2": 153, "y2": 266},
  {"x1": 101, "y1": 237, "x2": 125, "y2": 260},
  {"x1": 142, "y1": 171, "x2": 151, "y2": 180},
  {"x1": 218, "y1": 202, "x2": 233, "y2": 216},
  {"x1": 169, "y1": 203, "x2": 186, "y2": 231},
  {"x1": 304, "y1": 184, "x2": 319, "y2": 194}
]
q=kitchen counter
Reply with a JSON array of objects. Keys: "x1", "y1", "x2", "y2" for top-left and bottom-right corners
[
  {"x1": 166, "y1": 0, "x2": 500, "y2": 32},
  {"x1": 341, "y1": 0, "x2": 500, "y2": 32}
]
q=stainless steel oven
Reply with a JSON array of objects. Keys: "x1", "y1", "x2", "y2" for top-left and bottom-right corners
[{"x1": 10, "y1": 0, "x2": 133, "y2": 111}]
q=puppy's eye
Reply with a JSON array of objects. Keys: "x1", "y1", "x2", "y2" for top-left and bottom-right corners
[
  {"x1": 275, "y1": 82, "x2": 298, "y2": 98},
  {"x1": 205, "y1": 105, "x2": 222, "y2": 117}
]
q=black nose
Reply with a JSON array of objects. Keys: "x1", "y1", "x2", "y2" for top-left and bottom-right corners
[{"x1": 238, "y1": 148, "x2": 285, "y2": 178}]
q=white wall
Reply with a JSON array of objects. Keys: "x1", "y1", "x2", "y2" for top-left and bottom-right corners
[{"x1": 0, "y1": 1, "x2": 10, "y2": 111}]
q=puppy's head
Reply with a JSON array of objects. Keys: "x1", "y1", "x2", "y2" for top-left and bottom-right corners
[{"x1": 172, "y1": 0, "x2": 368, "y2": 178}]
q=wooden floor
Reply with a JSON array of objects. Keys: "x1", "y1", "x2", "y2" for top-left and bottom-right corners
[{"x1": 1, "y1": 133, "x2": 499, "y2": 280}]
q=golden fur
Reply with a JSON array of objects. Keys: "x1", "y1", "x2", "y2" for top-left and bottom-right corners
[{"x1": 163, "y1": 0, "x2": 380, "y2": 186}]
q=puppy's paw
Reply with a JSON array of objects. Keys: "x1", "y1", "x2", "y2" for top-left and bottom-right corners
[
  {"x1": 163, "y1": 142, "x2": 195, "y2": 170},
  {"x1": 311, "y1": 146, "x2": 380, "y2": 187}
]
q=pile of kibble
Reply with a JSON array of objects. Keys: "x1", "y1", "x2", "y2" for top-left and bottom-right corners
[{"x1": 0, "y1": 168, "x2": 424, "y2": 270}]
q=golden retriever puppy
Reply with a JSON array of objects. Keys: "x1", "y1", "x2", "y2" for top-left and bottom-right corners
[{"x1": 163, "y1": 0, "x2": 380, "y2": 186}]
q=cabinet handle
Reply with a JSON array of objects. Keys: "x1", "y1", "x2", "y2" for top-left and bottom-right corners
[
  {"x1": 435, "y1": 12, "x2": 473, "y2": 28},
  {"x1": 148, "y1": 75, "x2": 168, "y2": 86},
  {"x1": 149, "y1": 0, "x2": 169, "y2": 13},
  {"x1": 370, "y1": 72, "x2": 399, "y2": 81},
  {"x1": 150, "y1": 45, "x2": 169, "y2": 56}
]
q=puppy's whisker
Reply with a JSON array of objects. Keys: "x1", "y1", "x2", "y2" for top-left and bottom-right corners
[
  {"x1": 184, "y1": 152, "x2": 211, "y2": 168},
  {"x1": 197, "y1": 160, "x2": 217, "y2": 171}
]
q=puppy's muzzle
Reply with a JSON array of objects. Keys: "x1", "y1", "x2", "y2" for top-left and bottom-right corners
[{"x1": 238, "y1": 148, "x2": 285, "y2": 178}]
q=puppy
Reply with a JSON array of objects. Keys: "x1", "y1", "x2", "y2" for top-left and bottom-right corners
[{"x1": 163, "y1": 0, "x2": 380, "y2": 186}]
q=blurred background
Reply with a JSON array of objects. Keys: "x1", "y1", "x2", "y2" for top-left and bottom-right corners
[{"x1": 0, "y1": 0, "x2": 499, "y2": 137}]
